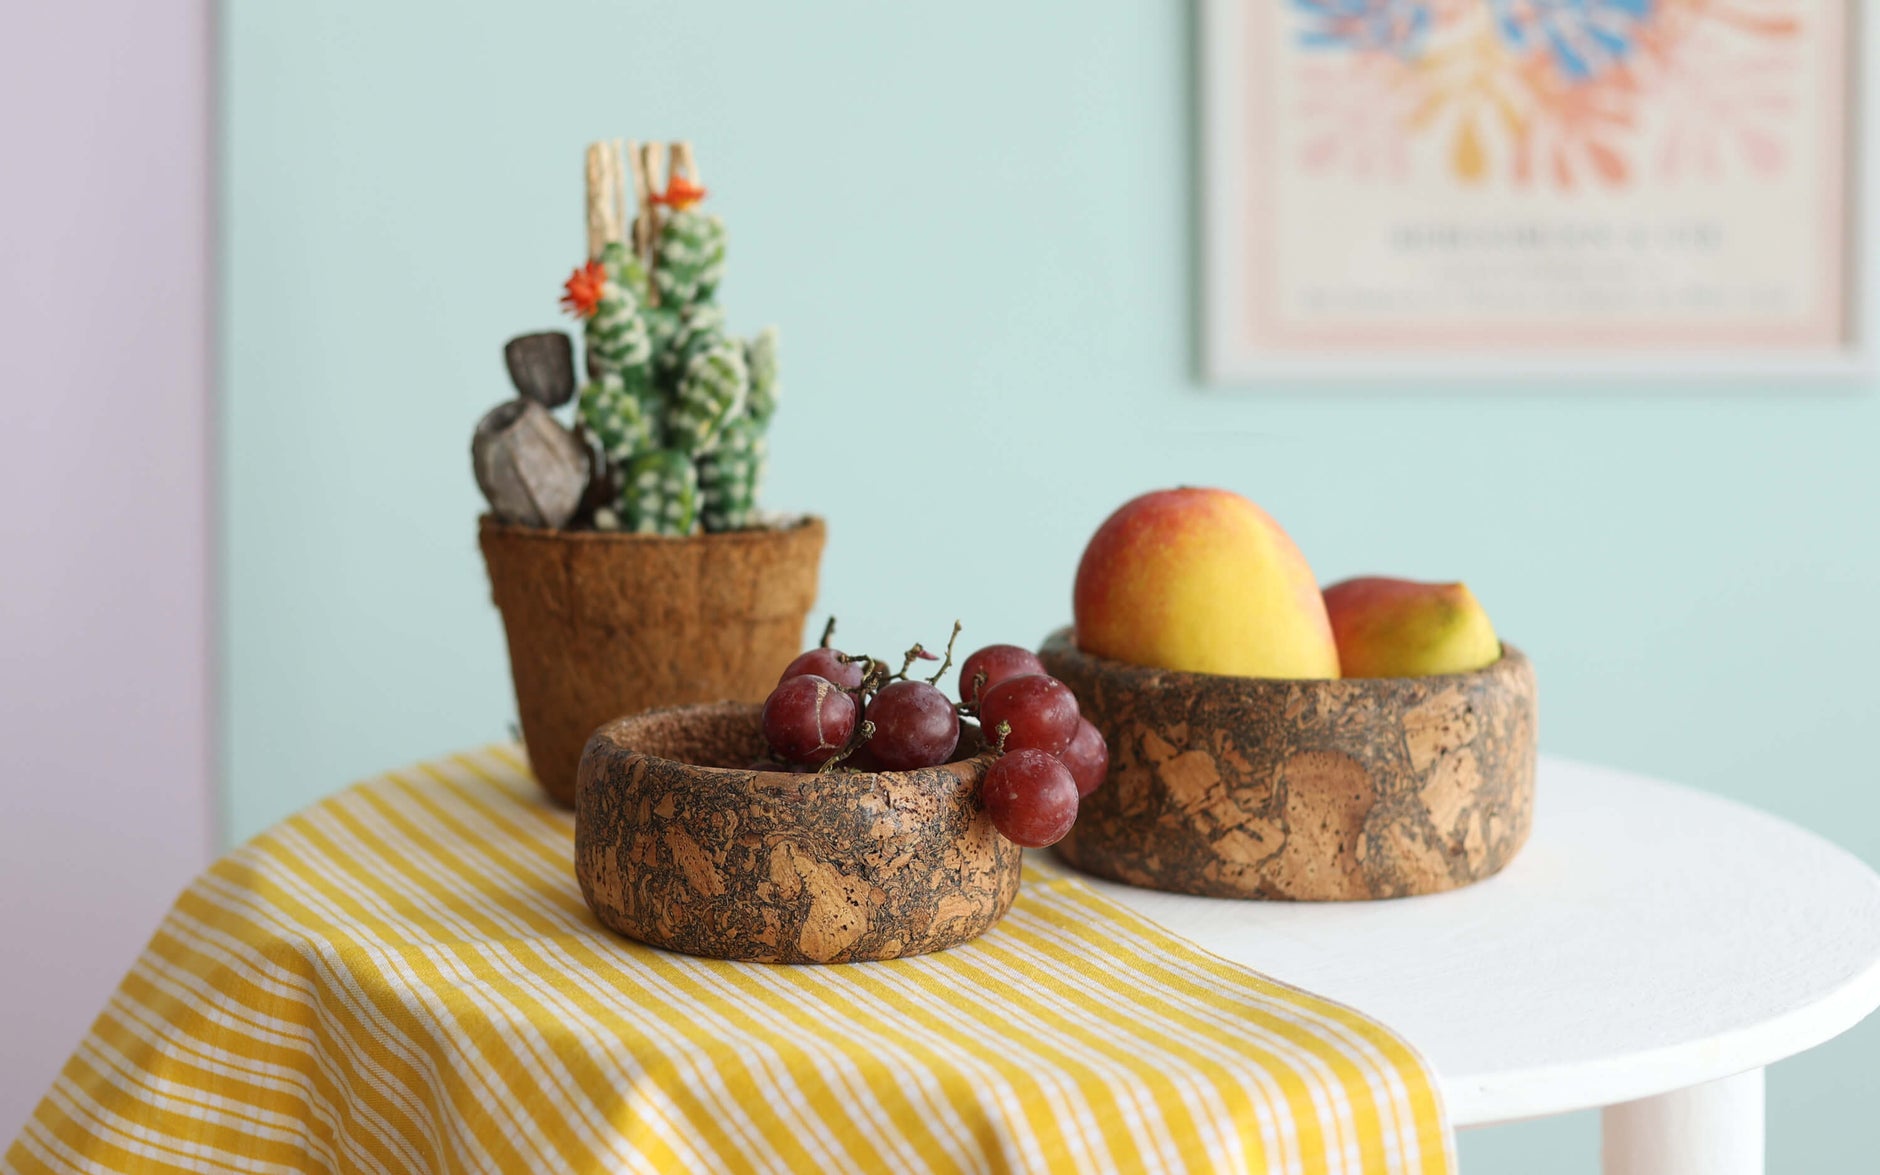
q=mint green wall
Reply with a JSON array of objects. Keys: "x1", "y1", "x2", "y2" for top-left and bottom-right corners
[{"x1": 224, "y1": 2, "x2": 1878, "y2": 1169}]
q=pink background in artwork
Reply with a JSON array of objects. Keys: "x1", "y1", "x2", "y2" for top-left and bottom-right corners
[
  {"x1": 0, "y1": 0, "x2": 216, "y2": 1141},
  {"x1": 1240, "y1": 2, "x2": 1851, "y2": 353}
]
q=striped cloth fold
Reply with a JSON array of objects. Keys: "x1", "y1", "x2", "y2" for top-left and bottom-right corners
[{"x1": 5, "y1": 745, "x2": 1452, "y2": 1174}]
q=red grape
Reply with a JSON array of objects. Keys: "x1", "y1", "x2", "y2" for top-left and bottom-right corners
[
  {"x1": 959, "y1": 644, "x2": 1046, "y2": 706},
  {"x1": 865, "y1": 680, "x2": 960, "y2": 771},
  {"x1": 779, "y1": 647, "x2": 865, "y2": 690},
  {"x1": 981, "y1": 749, "x2": 1080, "y2": 847},
  {"x1": 979, "y1": 674, "x2": 1080, "y2": 756},
  {"x1": 762, "y1": 675, "x2": 857, "y2": 765},
  {"x1": 1059, "y1": 719, "x2": 1109, "y2": 796}
]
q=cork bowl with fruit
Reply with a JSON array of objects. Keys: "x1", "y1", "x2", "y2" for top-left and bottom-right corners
[
  {"x1": 1040, "y1": 488, "x2": 1538, "y2": 902},
  {"x1": 574, "y1": 626, "x2": 1111, "y2": 963}
]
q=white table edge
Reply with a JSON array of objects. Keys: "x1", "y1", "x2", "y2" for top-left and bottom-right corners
[
  {"x1": 1446, "y1": 948, "x2": 1880, "y2": 1126},
  {"x1": 1447, "y1": 787, "x2": 1880, "y2": 1126},
  {"x1": 1082, "y1": 759, "x2": 1880, "y2": 1142}
]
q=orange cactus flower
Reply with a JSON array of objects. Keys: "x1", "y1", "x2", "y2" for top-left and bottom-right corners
[
  {"x1": 650, "y1": 176, "x2": 708, "y2": 211},
  {"x1": 560, "y1": 259, "x2": 608, "y2": 318}
]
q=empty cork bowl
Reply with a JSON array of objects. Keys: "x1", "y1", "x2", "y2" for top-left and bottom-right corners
[
  {"x1": 574, "y1": 702, "x2": 1022, "y2": 963},
  {"x1": 1037, "y1": 628, "x2": 1537, "y2": 901},
  {"x1": 480, "y1": 514, "x2": 826, "y2": 807}
]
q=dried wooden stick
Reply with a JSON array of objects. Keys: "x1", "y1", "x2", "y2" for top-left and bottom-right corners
[
  {"x1": 641, "y1": 141, "x2": 666, "y2": 191},
  {"x1": 625, "y1": 138, "x2": 650, "y2": 259},
  {"x1": 609, "y1": 138, "x2": 628, "y2": 251},
  {"x1": 585, "y1": 142, "x2": 609, "y2": 260},
  {"x1": 668, "y1": 141, "x2": 701, "y2": 189},
  {"x1": 634, "y1": 141, "x2": 667, "y2": 305},
  {"x1": 585, "y1": 140, "x2": 627, "y2": 259}
]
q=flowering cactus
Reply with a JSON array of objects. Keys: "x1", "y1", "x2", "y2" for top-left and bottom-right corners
[{"x1": 562, "y1": 176, "x2": 776, "y2": 536}]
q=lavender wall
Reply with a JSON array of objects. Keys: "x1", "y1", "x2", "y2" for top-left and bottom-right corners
[{"x1": 0, "y1": 0, "x2": 215, "y2": 1140}]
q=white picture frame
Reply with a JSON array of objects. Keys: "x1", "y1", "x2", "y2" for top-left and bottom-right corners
[{"x1": 1200, "y1": 0, "x2": 1871, "y2": 383}]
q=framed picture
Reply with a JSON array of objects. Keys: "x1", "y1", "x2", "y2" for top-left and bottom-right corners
[{"x1": 1201, "y1": 0, "x2": 1868, "y2": 381}]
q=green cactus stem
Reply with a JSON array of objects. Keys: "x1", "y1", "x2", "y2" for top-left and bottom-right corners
[
  {"x1": 621, "y1": 449, "x2": 700, "y2": 535},
  {"x1": 699, "y1": 416, "x2": 765, "y2": 532},
  {"x1": 577, "y1": 373, "x2": 655, "y2": 464},
  {"x1": 670, "y1": 340, "x2": 748, "y2": 456},
  {"x1": 653, "y1": 304, "x2": 727, "y2": 395},
  {"x1": 654, "y1": 209, "x2": 727, "y2": 306},
  {"x1": 583, "y1": 243, "x2": 652, "y2": 382},
  {"x1": 553, "y1": 146, "x2": 778, "y2": 536},
  {"x1": 744, "y1": 326, "x2": 779, "y2": 425},
  {"x1": 575, "y1": 242, "x2": 661, "y2": 466}
]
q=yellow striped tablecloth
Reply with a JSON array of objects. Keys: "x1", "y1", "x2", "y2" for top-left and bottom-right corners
[{"x1": 6, "y1": 745, "x2": 1452, "y2": 1175}]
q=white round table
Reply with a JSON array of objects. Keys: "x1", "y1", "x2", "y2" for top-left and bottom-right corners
[{"x1": 1086, "y1": 757, "x2": 1880, "y2": 1175}]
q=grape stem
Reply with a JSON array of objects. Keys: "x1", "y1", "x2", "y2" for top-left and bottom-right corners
[
  {"x1": 991, "y1": 719, "x2": 1011, "y2": 755},
  {"x1": 820, "y1": 655, "x2": 889, "y2": 773},
  {"x1": 892, "y1": 643, "x2": 934, "y2": 681},
  {"x1": 818, "y1": 616, "x2": 837, "y2": 649},
  {"x1": 925, "y1": 620, "x2": 963, "y2": 686},
  {"x1": 820, "y1": 719, "x2": 875, "y2": 771},
  {"x1": 814, "y1": 623, "x2": 962, "y2": 772},
  {"x1": 837, "y1": 651, "x2": 887, "y2": 679},
  {"x1": 957, "y1": 670, "x2": 987, "y2": 717}
]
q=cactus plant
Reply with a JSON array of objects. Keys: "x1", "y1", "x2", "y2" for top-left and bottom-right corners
[{"x1": 559, "y1": 176, "x2": 777, "y2": 536}]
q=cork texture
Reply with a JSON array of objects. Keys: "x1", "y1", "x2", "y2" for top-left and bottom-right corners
[
  {"x1": 480, "y1": 515, "x2": 826, "y2": 806},
  {"x1": 1038, "y1": 629, "x2": 1537, "y2": 901},
  {"x1": 575, "y1": 703, "x2": 1022, "y2": 963}
]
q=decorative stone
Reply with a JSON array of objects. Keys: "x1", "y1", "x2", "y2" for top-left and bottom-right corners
[
  {"x1": 479, "y1": 515, "x2": 827, "y2": 805},
  {"x1": 1038, "y1": 628, "x2": 1537, "y2": 901},
  {"x1": 471, "y1": 400, "x2": 589, "y2": 529},
  {"x1": 504, "y1": 331, "x2": 577, "y2": 407},
  {"x1": 575, "y1": 703, "x2": 1021, "y2": 963}
]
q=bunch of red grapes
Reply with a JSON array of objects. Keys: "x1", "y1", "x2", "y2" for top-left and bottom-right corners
[{"x1": 759, "y1": 623, "x2": 1109, "y2": 849}]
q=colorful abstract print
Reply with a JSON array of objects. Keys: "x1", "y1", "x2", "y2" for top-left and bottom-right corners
[{"x1": 1290, "y1": 0, "x2": 1809, "y2": 187}]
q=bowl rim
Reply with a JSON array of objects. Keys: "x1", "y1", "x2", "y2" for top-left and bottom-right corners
[
  {"x1": 1039, "y1": 626, "x2": 1528, "y2": 688},
  {"x1": 583, "y1": 701, "x2": 993, "y2": 791},
  {"x1": 480, "y1": 512, "x2": 826, "y2": 548}
]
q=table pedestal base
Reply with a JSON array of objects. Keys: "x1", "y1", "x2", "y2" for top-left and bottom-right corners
[{"x1": 1601, "y1": 1069, "x2": 1764, "y2": 1175}]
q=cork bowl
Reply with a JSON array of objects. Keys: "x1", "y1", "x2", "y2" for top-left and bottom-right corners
[
  {"x1": 1037, "y1": 628, "x2": 1537, "y2": 901},
  {"x1": 574, "y1": 703, "x2": 1022, "y2": 963}
]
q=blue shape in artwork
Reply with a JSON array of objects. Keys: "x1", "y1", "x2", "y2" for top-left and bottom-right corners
[
  {"x1": 1292, "y1": 0, "x2": 1433, "y2": 57},
  {"x1": 1490, "y1": 0, "x2": 1655, "y2": 82}
]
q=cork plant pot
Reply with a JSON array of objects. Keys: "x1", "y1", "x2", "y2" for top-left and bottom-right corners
[
  {"x1": 575, "y1": 703, "x2": 1022, "y2": 963},
  {"x1": 1037, "y1": 628, "x2": 1537, "y2": 901},
  {"x1": 479, "y1": 515, "x2": 826, "y2": 806}
]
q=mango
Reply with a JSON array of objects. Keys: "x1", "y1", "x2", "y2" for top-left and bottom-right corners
[
  {"x1": 1073, "y1": 488, "x2": 1340, "y2": 679},
  {"x1": 1322, "y1": 576, "x2": 1501, "y2": 678}
]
